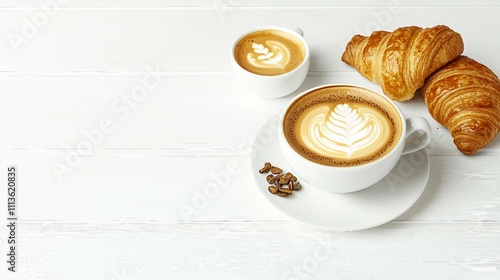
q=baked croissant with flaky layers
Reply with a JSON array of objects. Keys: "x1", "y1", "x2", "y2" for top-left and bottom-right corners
[
  {"x1": 342, "y1": 25, "x2": 464, "y2": 101},
  {"x1": 423, "y1": 56, "x2": 500, "y2": 155}
]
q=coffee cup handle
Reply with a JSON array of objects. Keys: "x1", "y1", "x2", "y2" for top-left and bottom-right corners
[
  {"x1": 293, "y1": 28, "x2": 304, "y2": 37},
  {"x1": 402, "y1": 116, "x2": 432, "y2": 155}
]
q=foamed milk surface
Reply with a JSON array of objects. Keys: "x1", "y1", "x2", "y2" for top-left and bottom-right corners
[
  {"x1": 296, "y1": 103, "x2": 393, "y2": 160},
  {"x1": 234, "y1": 30, "x2": 305, "y2": 76},
  {"x1": 247, "y1": 41, "x2": 291, "y2": 71}
]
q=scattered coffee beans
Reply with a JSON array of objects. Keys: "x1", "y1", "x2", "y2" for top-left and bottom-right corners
[
  {"x1": 259, "y1": 162, "x2": 272, "y2": 174},
  {"x1": 259, "y1": 162, "x2": 302, "y2": 197}
]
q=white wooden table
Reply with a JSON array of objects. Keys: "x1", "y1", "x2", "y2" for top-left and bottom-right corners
[{"x1": 1, "y1": 1, "x2": 500, "y2": 279}]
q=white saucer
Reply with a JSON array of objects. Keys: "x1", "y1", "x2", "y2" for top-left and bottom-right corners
[{"x1": 250, "y1": 116, "x2": 430, "y2": 231}]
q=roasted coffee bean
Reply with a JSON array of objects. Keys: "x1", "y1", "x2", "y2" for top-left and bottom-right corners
[
  {"x1": 276, "y1": 191, "x2": 291, "y2": 197},
  {"x1": 275, "y1": 174, "x2": 283, "y2": 182},
  {"x1": 278, "y1": 176, "x2": 289, "y2": 185},
  {"x1": 266, "y1": 174, "x2": 276, "y2": 184},
  {"x1": 268, "y1": 186, "x2": 278, "y2": 194},
  {"x1": 292, "y1": 181, "x2": 302, "y2": 191},
  {"x1": 279, "y1": 188, "x2": 292, "y2": 194},
  {"x1": 259, "y1": 162, "x2": 272, "y2": 174},
  {"x1": 270, "y1": 166, "x2": 283, "y2": 174}
]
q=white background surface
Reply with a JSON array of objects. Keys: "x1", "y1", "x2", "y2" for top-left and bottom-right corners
[{"x1": 0, "y1": 0, "x2": 499, "y2": 279}]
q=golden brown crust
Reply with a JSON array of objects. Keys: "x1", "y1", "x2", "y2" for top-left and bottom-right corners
[
  {"x1": 342, "y1": 25, "x2": 464, "y2": 101},
  {"x1": 422, "y1": 56, "x2": 500, "y2": 155}
]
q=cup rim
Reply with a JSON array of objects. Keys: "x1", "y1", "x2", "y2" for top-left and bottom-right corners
[
  {"x1": 231, "y1": 26, "x2": 310, "y2": 78},
  {"x1": 279, "y1": 84, "x2": 407, "y2": 169}
]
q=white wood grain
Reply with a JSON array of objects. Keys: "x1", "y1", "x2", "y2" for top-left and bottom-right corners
[
  {"x1": 0, "y1": 152, "x2": 498, "y2": 223},
  {"x1": 1, "y1": 1, "x2": 500, "y2": 280},
  {"x1": 1, "y1": 222, "x2": 499, "y2": 280},
  {"x1": 0, "y1": 74, "x2": 498, "y2": 223},
  {"x1": 2, "y1": 73, "x2": 499, "y2": 153},
  {"x1": 0, "y1": 5, "x2": 499, "y2": 72}
]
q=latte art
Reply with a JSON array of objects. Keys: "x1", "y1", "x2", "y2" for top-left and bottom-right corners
[
  {"x1": 234, "y1": 29, "x2": 305, "y2": 76},
  {"x1": 248, "y1": 41, "x2": 290, "y2": 70},
  {"x1": 299, "y1": 103, "x2": 392, "y2": 159},
  {"x1": 283, "y1": 86, "x2": 403, "y2": 166}
]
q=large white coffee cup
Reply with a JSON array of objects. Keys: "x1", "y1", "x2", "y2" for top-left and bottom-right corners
[
  {"x1": 230, "y1": 26, "x2": 310, "y2": 98},
  {"x1": 279, "y1": 84, "x2": 431, "y2": 193}
]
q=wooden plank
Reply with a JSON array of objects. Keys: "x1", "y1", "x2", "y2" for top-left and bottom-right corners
[
  {"x1": 0, "y1": 153, "x2": 498, "y2": 222},
  {"x1": 0, "y1": 6, "x2": 498, "y2": 72},
  {"x1": 4, "y1": 221, "x2": 500, "y2": 279},
  {"x1": 3, "y1": 73, "x2": 498, "y2": 154},
  {"x1": 0, "y1": 73, "x2": 376, "y2": 150}
]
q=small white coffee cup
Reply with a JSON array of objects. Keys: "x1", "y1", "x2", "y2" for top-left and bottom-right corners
[
  {"x1": 230, "y1": 26, "x2": 310, "y2": 98},
  {"x1": 279, "y1": 84, "x2": 432, "y2": 193}
]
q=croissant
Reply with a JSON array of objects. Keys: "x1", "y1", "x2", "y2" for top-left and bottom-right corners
[
  {"x1": 422, "y1": 56, "x2": 500, "y2": 155},
  {"x1": 342, "y1": 25, "x2": 464, "y2": 101}
]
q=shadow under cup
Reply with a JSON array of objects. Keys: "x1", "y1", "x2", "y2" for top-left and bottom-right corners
[{"x1": 279, "y1": 85, "x2": 408, "y2": 193}]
